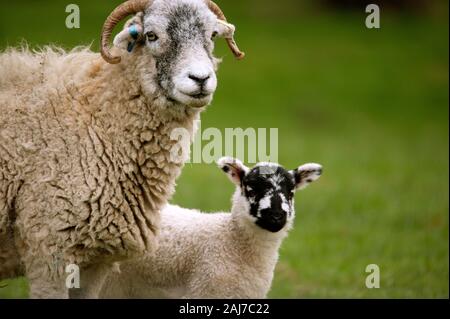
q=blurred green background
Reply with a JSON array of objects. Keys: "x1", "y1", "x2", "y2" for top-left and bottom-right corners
[{"x1": 0, "y1": 0, "x2": 448, "y2": 298}]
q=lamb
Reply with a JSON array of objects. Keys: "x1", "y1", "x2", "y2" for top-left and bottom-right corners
[
  {"x1": 0, "y1": 0, "x2": 243, "y2": 298},
  {"x1": 99, "y1": 157, "x2": 323, "y2": 298}
]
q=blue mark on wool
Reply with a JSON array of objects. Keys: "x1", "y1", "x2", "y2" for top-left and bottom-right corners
[
  {"x1": 127, "y1": 24, "x2": 140, "y2": 52},
  {"x1": 129, "y1": 25, "x2": 139, "y2": 40}
]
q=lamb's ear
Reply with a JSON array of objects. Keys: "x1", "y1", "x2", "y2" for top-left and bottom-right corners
[
  {"x1": 217, "y1": 157, "x2": 249, "y2": 186},
  {"x1": 290, "y1": 163, "x2": 323, "y2": 190},
  {"x1": 113, "y1": 13, "x2": 144, "y2": 52}
]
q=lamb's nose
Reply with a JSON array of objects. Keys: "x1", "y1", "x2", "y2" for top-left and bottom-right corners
[
  {"x1": 189, "y1": 74, "x2": 210, "y2": 86},
  {"x1": 271, "y1": 211, "x2": 285, "y2": 221}
]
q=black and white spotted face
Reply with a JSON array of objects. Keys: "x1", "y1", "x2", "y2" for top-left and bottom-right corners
[
  {"x1": 115, "y1": 0, "x2": 236, "y2": 109},
  {"x1": 218, "y1": 158, "x2": 323, "y2": 233}
]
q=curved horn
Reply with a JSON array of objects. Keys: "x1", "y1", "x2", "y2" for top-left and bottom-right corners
[
  {"x1": 206, "y1": 0, "x2": 245, "y2": 60},
  {"x1": 101, "y1": 0, "x2": 152, "y2": 64}
]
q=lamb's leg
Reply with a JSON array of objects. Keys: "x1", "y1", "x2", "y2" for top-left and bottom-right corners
[
  {"x1": 184, "y1": 273, "x2": 263, "y2": 299},
  {"x1": 69, "y1": 263, "x2": 111, "y2": 299},
  {"x1": 98, "y1": 263, "x2": 136, "y2": 299}
]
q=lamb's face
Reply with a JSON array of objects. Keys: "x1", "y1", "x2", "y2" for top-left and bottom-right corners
[
  {"x1": 141, "y1": 0, "x2": 223, "y2": 108},
  {"x1": 218, "y1": 157, "x2": 323, "y2": 233},
  {"x1": 242, "y1": 164, "x2": 297, "y2": 232}
]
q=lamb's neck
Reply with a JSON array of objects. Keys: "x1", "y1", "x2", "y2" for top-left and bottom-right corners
[{"x1": 229, "y1": 208, "x2": 286, "y2": 271}]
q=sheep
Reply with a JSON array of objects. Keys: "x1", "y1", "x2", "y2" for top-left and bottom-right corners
[
  {"x1": 0, "y1": 0, "x2": 244, "y2": 298},
  {"x1": 99, "y1": 157, "x2": 323, "y2": 298}
]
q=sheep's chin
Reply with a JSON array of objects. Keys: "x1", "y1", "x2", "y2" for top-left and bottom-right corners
[{"x1": 172, "y1": 90, "x2": 213, "y2": 109}]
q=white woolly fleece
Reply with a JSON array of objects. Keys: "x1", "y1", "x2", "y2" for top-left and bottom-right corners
[
  {"x1": 98, "y1": 159, "x2": 323, "y2": 299},
  {"x1": 0, "y1": 0, "x2": 234, "y2": 298},
  {"x1": 100, "y1": 203, "x2": 289, "y2": 299}
]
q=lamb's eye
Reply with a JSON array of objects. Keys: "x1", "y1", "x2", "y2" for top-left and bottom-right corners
[
  {"x1": 146, "y1": 31, "x2": 158, "y2": 42},
  {"x1": 246, "y1": 190, "x2": 256, "y2": 198},
  {"x1": 211, "y1": 31, "x2": 218, "y2": 40}
]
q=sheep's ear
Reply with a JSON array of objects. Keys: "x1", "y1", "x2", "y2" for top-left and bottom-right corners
[
  {"x1": 290, "y1": 163, "x2": 323, "y2": 190},
  {"x1": 113, "y1": 13, "x2": 144, "y2": 52},
  {"x1": 217, "y1": 157, "x2": 249, "y2": 186},
  {"x1": 215, "y1": 20, "x2": 235, "y2": 39}
]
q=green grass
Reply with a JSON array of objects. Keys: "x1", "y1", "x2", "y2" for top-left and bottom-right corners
[{"x1": 0, "y1": 0, "x2": 448, "y2": 298}]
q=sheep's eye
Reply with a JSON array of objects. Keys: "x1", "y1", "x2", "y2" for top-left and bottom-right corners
[
  {"x1": 211, "y1": 31, "x2": 218, "y2": 40},
  {"x1": 146, "y1": 31, "x2": 158, "y2": 42}
]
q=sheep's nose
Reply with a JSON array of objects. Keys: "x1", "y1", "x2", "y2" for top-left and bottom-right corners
[{"x1": 188, "y1": 74, "x2": 210, "y2": 86}]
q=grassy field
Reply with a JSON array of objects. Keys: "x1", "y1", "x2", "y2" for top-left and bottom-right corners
[{"x1": 0, "y1": 0, "x2": 448, "y2": 298}]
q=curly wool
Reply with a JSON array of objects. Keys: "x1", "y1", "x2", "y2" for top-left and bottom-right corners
[
  {"x1": 99, "y1": 202, "x2": 285, "y2": 299},
  {"x1": 0, "y1": 45, "x2": 201, "y2": 291},
  {"x1": 98, "y1": 159, "x2": 323, "y2": 299}
]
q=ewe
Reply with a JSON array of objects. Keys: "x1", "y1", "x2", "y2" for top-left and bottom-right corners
[
  {"x1": 99, "y1": 157, "x2": 323, "y2": 298},
  {"x1": 0, "y1": 0, "x2": 243, "y2": 298}
]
